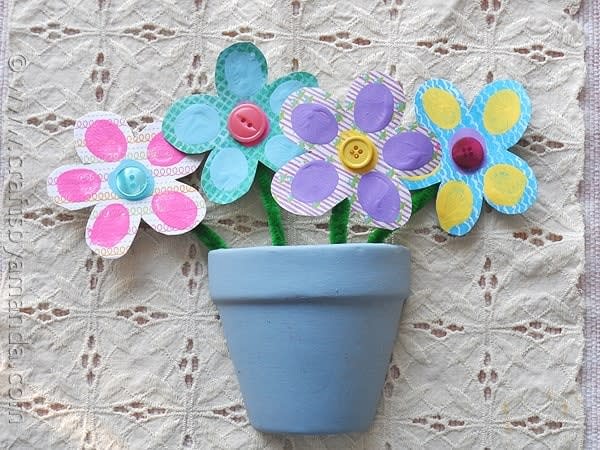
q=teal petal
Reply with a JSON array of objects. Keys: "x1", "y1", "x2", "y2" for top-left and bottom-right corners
[
  {"x1": 258, "y1": 72, "x2": 318, "y2": 116},
  {"x1": 262, "y1": 134, "x2": 304, "y2": 171},
  {"x1": 268, "y1": 73, "x2": 318, "y2": 114},
  {"x1": 162, "y1": 94, "x2": 228, "y2": 154},
  {"x1": 215, "y1": 43, "x2": 268, "y2": 99},
  {"x1": 201, "y1": 140, "x2": 260, "y2": 204}
]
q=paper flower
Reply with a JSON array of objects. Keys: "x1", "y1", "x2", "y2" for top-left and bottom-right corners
[
  {"x1": 413, "y1": 79, "x2": 537, "y2": 236},
  {"x1": 270, "y1": 71, "x2": 442, "y2": 229},
  {"x1": 47, "y1": 112, "x2": 206, "y2": 258},
  {"x1": 162, "y1": 42, "x2": 318, "y2": 204}
]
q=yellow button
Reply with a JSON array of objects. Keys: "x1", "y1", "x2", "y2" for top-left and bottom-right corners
[{"x1": 339, "y1": 135, "x2": 376, "y2": 171}]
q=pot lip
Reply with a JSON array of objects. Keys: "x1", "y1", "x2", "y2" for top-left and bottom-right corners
[
  {"x1": 208, "y1": 243, "x2": 410, "y2": 301},
  {"x1": 209, "y1": 242, "x2": 408, "y2": 256}
]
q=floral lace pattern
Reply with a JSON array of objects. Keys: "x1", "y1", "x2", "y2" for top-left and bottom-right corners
[{"x1": 0, "y1": 0, "x2": 584, "y2": 448}]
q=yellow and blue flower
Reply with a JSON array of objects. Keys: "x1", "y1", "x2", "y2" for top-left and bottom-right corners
[{"x1": 413, "y1": 79, "x2": 537, "y2": 236}]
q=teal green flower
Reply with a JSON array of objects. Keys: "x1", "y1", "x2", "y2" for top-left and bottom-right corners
[{"x1": 162, "y1": 43, "x2": 317, "y2": 204}]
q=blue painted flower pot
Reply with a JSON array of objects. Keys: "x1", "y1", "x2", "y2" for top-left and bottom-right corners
[{"x1": 208, "y1": 243, "x2": 410, "y2": 434}]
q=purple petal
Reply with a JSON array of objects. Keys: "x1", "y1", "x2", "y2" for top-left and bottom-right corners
[
  {"x1": 357, "y1": 172, "x2": 400, "y2": 223},
  {"x1": 291, "y1": 160, "x2": 339, "y2": 203},
  {"x1": 354, "y1": 83, "x2": 394, "y2": 133},
  {"x1": 291, "y1": 104, "x2": 338, "y2": 144},
  {"x1": 383, "y1": 131, "x2": 434, "y2": 170}
]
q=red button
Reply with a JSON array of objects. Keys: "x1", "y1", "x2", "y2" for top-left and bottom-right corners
[
  {"x1": 451, "y1": 137, "x2": 484, "y2": 171},
  {"x1": 227, "y1": 103, "x2": 269, "y2": 146}
]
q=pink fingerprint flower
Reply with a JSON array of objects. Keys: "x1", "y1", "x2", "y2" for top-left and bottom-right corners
[{"x1": 47, "y1": 111, "x2": 206, "y2": 258}]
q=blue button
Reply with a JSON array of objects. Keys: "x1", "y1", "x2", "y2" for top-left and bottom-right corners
[{"x1": 109, "y1": 160, "x2": 154, "y2": 201}]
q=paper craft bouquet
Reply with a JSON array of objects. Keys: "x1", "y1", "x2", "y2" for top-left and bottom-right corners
[{"x1": 47, "y1": 43, "x2": 536, "y2": 434}]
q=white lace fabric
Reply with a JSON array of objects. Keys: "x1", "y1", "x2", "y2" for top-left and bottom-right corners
[{"x1": 0, "y1": 0, "x2": 585, "y2": 448}]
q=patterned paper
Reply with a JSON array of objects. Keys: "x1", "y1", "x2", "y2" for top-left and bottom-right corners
[
  {"x1": 47, "y1": 112, "x2": 206, "y2": 258},
  {"x1": 1, "y1": 1, "x2": 584, "y2": 448},
  {"x1": 271, "y1": 71, "x2": 442, "y2": 230},
  {"x1": 162, "y1": 42, "x2": 317, "y2": 204},
  {"x1": 413, "y1": 79, "x2": 537, "y2": 236}
]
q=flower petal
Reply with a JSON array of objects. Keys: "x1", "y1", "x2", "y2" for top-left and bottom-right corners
[
  {"x1": 346, "y1": 71, "x2": 405, "y2": 134},
  {"x1": 291, "y1": 160, "x2": 339, "y2": 203},
  {"x1": 215, "y1": 42, "x2": 268, "y2": 99},
  {"x1": 263, "y1": 72, "x2": 318, "y2": 115},
  {"x1": 142, "y1": 121, "x2": 203, "y2": 180},
  {"x1": 162, "y1": 94, "x2": 227, "y2": 154},
  {"x1": 280, "y1": 87, "x2": 352, "y2": 146},
  {"x1": 86, "y1": 202, "x2": 140, "y2": 258},
  {"x1": 470, "y1": 79, "x2": 532, "y2": 148},
  {"x1": 142, "y1": 181, "x2": 206, "y2": 235},
  {"x1": 201, "y1": 141, "x2": 260, "y2": 204},
  {"x1": 483, "y1": 152, "x2": 537, "y2": 214},
  {"x1": 351, "y1": 171, "x2": 411, "y2": 229},
  {"x1": 383, "y1": 130, "x2": 434, "y2": 170},
  {"x1": 382, "y1": 126, "x2": 443, "y2": 190},
  {"x1": 271, "y1": 153, "x2": 351, "y2": 217},
  {"x1": 75, "y1": 112, "x2": 133, "y2": 164},
  {"x1": 436, "y1": 178, "x2": 483, "y2": 236},
  {"x1": 261, "y1": 134, "x2": 304, "y2": 171},
  {"x1": 291, "y1": 103, "x2": 338, "y2": 144},
  {"x1": 414, "y1": 79, "x2": 470, "y2": 147},
  {"x1": 47, "y1": 164, "x2": 117, "y2": 210}
]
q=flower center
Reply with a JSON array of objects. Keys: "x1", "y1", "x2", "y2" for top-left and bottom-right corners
[
  {"x1": 109, "y1": 159, "x2": 154, "y2": 201},
  {"x1": 227, "y1": 103, "x2": 269, "y2": 146},
  {"x1": 337, "y1": 130, "x2": 378, "y2": 173},
  {"x1": 450, "y1": 129, "x2": 485, "y2": 172}
]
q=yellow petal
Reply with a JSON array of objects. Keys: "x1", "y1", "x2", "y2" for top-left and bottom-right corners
[
  {"x1": 483, "y1": 89, "x2": 521, "y2": 135},
  {"x1": 436, "y1": 180, "x2": 473, "y2": 231},
  {"x1": 483, "y1": 164, "x2": 527, "y2": 206},
  {"x1": 422, "y1": 88, "x2": 461, "y2": 130}
]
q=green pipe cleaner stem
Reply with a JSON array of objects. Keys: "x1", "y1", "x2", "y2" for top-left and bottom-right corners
[
  {"x1": 329, "y1": 198, "x2": 351, "y2": 244},
  {"x1": 256, "y1": 163, "x2": 287, "y2": 246},
  {"x1": 192, "y1": 223, "x2": 228, "y2": 251}
]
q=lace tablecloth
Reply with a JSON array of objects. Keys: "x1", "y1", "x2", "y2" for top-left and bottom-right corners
[{"x1": 0, "y1": 0, "x2": 587, "y2": 448}]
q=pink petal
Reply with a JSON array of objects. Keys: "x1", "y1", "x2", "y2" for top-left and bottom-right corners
[
  {"x1": 85, "y1": 120, "x2": 128, "y2": 162},
  {"x1": 88, "y1": 203, "x2": 130, "y2": 247},
  {"x1": 151, "y1": 190, "x2": 198, "y2": 231},
  {"x1": 56, "y1": 168, "x2": 101, "y2": 202},
  {"x1": 147, "y1": 132, "x2": 185, "y2": 167}
]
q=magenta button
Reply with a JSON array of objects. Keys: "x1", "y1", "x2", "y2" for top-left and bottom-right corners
[
  {"x1": 451, "y1": 136, "x2": 484, "y2": 171},
  {"x1": 228, "y1": 103, "x2": 269, "y2": 146}
]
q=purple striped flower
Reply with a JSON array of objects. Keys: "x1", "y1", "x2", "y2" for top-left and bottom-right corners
[{"x1": 270, "y1": 71, "x2": 442, "y2": 229}]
